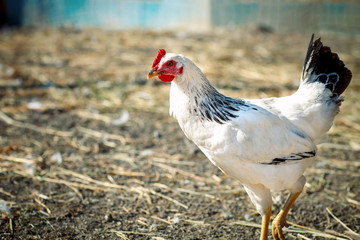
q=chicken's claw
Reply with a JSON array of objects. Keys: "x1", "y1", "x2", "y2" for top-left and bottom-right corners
[{"x1": 272, "y1": 212, "x2": 288, "y2": 240}]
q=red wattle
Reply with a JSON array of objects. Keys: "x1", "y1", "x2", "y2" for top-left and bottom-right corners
[{"x1": 159, "y1": 75, "x2": 175, "y2": 82}]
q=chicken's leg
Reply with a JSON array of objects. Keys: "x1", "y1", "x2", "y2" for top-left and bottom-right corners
[
  {"x1": 272, "y1": 190, "x2": 302, "y2": 240},
  {"x1": 260, "y1": 206, "x2": 271, "y2": 240}
]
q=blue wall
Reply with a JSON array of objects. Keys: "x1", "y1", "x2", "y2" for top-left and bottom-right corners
[{"x1": 4, "y1": 0, "x2": 210, "y2": 30}]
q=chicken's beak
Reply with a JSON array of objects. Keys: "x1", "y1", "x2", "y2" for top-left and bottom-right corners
[{"x1": 147, "y1": 70, "x2": 160, "y2": 79}]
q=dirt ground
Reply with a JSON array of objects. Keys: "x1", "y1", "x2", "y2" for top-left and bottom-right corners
[{"x1": 0, "y1": 27, "x2": 359, "y2": 240}]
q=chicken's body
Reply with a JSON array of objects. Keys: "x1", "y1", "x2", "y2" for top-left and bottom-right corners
[{"x1": 147, "y1": 35, "x2": 351, "y2": 240}]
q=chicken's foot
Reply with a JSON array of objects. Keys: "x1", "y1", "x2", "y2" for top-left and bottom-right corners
[
  {"x1": 272, "y1": 190, "x2": 302, "y2": 240},
  {"x1": 260, "y1": 206, "x2": 272, "y2": 240}
]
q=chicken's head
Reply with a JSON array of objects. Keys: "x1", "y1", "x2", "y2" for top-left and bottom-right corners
[{"x1": 147, "y1": 49, "x2": 183, "y2": 82}]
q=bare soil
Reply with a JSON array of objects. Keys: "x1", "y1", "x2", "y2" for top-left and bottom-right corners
[{"x1": 0, "y1": 27, "x2": 359, "y2": 240}]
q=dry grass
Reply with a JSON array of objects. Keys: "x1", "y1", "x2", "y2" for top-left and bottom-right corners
[{"x1": 0, "y1": 28, "x2": 359, "y2": 239}]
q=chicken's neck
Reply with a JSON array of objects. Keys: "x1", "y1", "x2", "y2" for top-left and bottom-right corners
[{"x1": 169, "y1": 65, "x2": 249, "y2": 125}]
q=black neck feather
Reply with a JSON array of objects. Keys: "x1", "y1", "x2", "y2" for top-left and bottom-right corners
[{"x1": 192, "y1": 86, "x2": 255, "y2": 124}]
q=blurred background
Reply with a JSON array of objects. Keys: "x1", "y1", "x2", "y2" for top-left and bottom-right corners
[
  {"x1": 0, "y1": 1, "x2": 359, "y2": 239},
  {"x1": 1, "y1": 0, "x2": 360, "y2": 34}
]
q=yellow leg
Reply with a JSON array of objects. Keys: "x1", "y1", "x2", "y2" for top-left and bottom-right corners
[
  {"x1": 272, "y1": 191, "x2": 302, "y2": 240},
  {"x1": 260, "y1": 206, "x2": 272, "y2": 240}
]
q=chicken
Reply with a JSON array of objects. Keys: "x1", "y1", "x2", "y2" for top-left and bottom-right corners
[{"x1": 147, "y1": 35, "x2": 352, "y2": 240}]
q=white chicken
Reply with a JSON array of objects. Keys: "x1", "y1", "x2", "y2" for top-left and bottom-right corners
[{"x1": 147, "y1": 35, "x2": 351, "y2": 240}]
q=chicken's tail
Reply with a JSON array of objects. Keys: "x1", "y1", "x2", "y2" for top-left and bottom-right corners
[
  {"x1": 290, "y1": 35, "x2": 352, "y2": 144},
  {"x1": 300, "y1": 34, "x2": 352, "y2": 98}
]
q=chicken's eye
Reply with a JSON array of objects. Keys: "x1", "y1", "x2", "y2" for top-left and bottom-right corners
[{"x1": 166, "y1": 61, "x2": 174, "y2": 67}]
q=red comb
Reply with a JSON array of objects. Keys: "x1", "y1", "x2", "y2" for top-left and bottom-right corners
[{"x1": 152, "y1": 49, "x2": 166, "y2": 70}]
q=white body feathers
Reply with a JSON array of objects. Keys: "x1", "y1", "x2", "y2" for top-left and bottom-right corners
[{"x1": 164, "y1": 54, "x2": 340, "y2": 215}]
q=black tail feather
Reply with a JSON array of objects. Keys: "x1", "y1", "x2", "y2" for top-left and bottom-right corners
[{"x1": 302, "y1": 34, "x2": 352, "y2": 96}]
